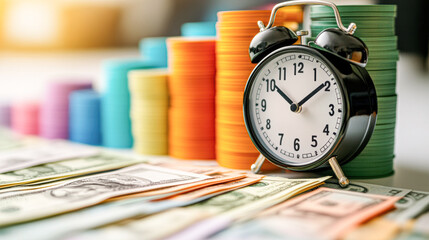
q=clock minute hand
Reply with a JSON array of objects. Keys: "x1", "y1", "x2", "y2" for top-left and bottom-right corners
[
  {"x1": 275, "y1": 86, "x2": 294, "y2": 105},
  {"x1": 297, "y1": 83, "x2": 326, "y2": 107}
]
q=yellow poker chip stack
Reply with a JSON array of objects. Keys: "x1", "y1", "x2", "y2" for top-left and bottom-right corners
[
  {"x1": 128, "y1": 69, "x2": 169, "y2": 155},
  {"x1": 167, "y1": 37, "x2": 216, "y2": 160},
  {"x1": 215, "y1": 9, "x2": 302, "y2": 170}
]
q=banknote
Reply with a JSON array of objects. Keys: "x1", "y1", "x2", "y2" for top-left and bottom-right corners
[
  {"x1": 0, "y1": 175, "x2": 262, "y2": 240},
  {"x1": 385, "y1": 191, "x2": 429, "y2": 224},
  {"x1": 212, "y1": 187, "x2": 400, "y2": 240},
  {"x1": 0, "y1": 151, "x2": 147, "y2": 189},
  {"x1": 324, "y1": 181, "x2": 429, "y2": 240},
  {"x1": 107, "y1": 172, "x2": 247, "y2": 202},
  {"x1": 69, "y1": 176, "x2": 329, "y2": 240},
  {"x1": 322, "y1": 179, "x2": 411, "y2": 197},
  {"x1": 391, "y1": 211, "x2": 429, "y2": 240},
  {"x1": 0, "y1": 140, "x2": 99, "y2": 173},
  {"x1": 412, "y1": 211, "x2": 429, "y2": 235},
  {"x1": 0, "y1": 163, "x2": 210, "y2": 226}
]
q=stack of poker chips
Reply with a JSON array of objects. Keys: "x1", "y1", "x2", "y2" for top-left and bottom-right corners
[
  {"x1": 309, "y1": 5, "x2": 398, "y2": 178},
  {"x1": 11, "y1": 102, "x2": 40, "y2": 135},
  {"x1": 181, "y1": 22, "x2": 217, "y2": 37},
  {"x1": 40, "y1": 81, "x2": 92, "y2": 139},
  {"x1": 139, "y1": 38, "x2": 168, "y2": 68},
  {"x1": 101, "y1": 59, "x2": 154, "y2": 148},
  {"x1": 167, "y1": 37, "x2": 216, "y2": 160},
  {"x1": 0, "y1": 103, "x2": 11, "y2": 127},
  {"x1": 215, "y1": 10, "x2": 302, "y2": 170},
  {"x1": 69, "y1": 90, "x2": 101, "y2": 146},
  {"x1": 128, "y1": 69, "x2": 169, "y2": 155}
]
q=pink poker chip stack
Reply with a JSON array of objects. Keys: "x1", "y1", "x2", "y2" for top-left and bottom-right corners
[
  {"x1": 11, "y1": 102, "x2": 40, "y2": 135},
  {"x1": 0, "y1": 102, "x2": 11, "y2": 127},
  {"x1": 39, "y1": 80, "x2": 92, "y2": 139}
]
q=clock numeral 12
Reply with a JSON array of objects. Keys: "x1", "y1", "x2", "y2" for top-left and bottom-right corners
[{"x1": 293, "y1": 62, "x2": 304, "y2": 75}]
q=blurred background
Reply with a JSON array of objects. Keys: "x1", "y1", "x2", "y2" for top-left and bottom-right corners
[{"x1": 0, "y1": 0, "x2": 427, "y2": 100}]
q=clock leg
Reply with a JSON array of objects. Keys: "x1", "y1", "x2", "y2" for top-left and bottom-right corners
[
  {"x1": 328, "y1": 156, "x2": 350, "y2": 188},
  {"x1": 251, "y1": 154, "x2": 266, "y2": 174}
]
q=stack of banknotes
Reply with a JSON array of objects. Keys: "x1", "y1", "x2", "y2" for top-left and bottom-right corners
[{"x1": 0, "y1": 128, "x2": 427, "y2": 240}]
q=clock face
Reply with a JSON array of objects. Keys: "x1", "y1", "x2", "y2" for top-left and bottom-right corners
[{"x1": 245, "y1": 49, "x2": 345, "y2": 167}]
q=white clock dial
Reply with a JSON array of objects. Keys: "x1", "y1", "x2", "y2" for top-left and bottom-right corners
[{"x1": 247, "y1": 51, "x2": 344, "y2": 165}]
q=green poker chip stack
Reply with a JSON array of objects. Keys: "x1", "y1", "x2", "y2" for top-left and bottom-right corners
[{"x1": 309, "y1": 5, "x2": 398, "y2": 178}]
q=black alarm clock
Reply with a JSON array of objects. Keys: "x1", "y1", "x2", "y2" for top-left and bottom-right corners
[{"x1": 243, "y1": 0, "x2": 377, "y2": 187}]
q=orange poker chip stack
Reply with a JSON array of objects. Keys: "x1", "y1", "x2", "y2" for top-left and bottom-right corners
[
  {"x1": 215, "y1": 9, "x2": 302, "y2": 170},
  {"x1": 167, "y1": 37, "x2": 216, "y2": 160}
]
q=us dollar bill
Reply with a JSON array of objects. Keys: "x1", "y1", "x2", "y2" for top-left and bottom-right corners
[
  {"x1": 324, "y1": 179, "x2": 429, "y2": 225},
  {"x1": 322, "y1": 178, "x2": 411, "y2": 197},
  {"x1": 384, "y1": 191, "x2": 429, "y2": 224},
  {"x1": 0, "y1": 175, "x2": 262, "y2": 240},
  {"x1": 0, "y1": 163, "x2": 210, "y2": 226},
  {"x1": 66, "y1": 176, "x2": 329, "y2": 240},
  {"x1": 0, "y1": 151, "x2": 145, "y2": 189},
  {"x1": 0, "y1": 141, "x2": 99, "y2": 173},
  {"x1": 211, "y1": 187, "x2": 400, "y2": 240}
]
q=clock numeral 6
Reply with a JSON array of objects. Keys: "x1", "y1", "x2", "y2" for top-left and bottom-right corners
[
  {"x1": 266, "y1": 79, "x2": 276, "y2": 92},
  {"x1": 328, "y1": 104, "x2": 335, "y2": 116},
  {"x1": 294, "y1": 138, "x2": 300, "y2": 151}
]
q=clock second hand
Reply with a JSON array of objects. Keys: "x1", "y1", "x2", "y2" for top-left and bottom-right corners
[{"x1": 297, "y1": 82, "x2": 326, "y2": 108}]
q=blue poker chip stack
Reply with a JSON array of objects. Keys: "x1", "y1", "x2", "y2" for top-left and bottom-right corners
[
  {"x1": 101, "y1": 59, "x2": 155, "y2": 148},
  {"x1": 139, "y1": 37, "x2": 168, "y2": 68},
  {"x1": 69, "y1": 90, "x2": 101, "y2": 145},
  {"x1": 181, "y1": 22, "x2": 217, "y2": 37}
]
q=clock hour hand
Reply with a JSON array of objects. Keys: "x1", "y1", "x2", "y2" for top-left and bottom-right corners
[
  {"x1": 297, "y1": 83, "x2": 326, "y2": 107},
  {"x1": 274, "y1": 86, "x2": 294, "y2": 105}
]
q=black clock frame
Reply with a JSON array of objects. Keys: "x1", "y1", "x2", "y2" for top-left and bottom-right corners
[{"x1": 243, "y1": 45, "x2": 377, "y2": 171}]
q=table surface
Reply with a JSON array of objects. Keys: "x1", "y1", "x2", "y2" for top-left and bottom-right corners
[{"x1": 0, "y1": 49, "x2": 428, "y2": 191}]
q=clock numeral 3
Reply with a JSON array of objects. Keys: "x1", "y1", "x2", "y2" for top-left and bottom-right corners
[
  {"x1": 328, "y1": 104, "x2": 335, "y2": 116},
  {"x1": 293, "y1": 62, "x2": 304, "y2": 75}
]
